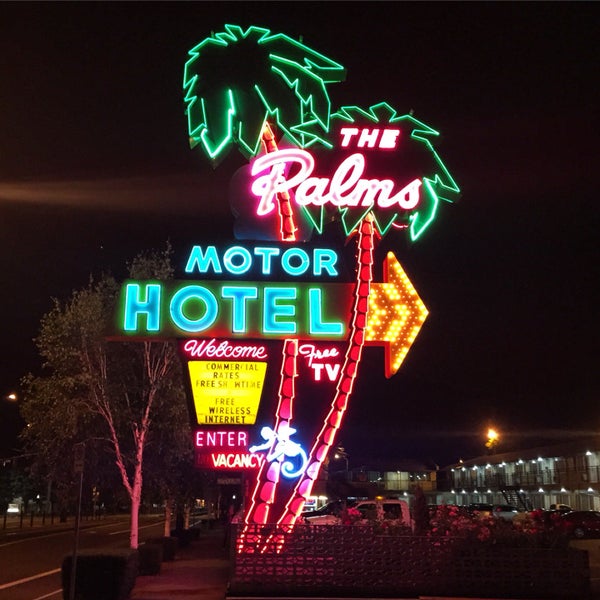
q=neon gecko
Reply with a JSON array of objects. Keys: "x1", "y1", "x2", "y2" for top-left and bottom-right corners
[{"x1": 249, "y1": 423, "x2": 308, "y2": 478}]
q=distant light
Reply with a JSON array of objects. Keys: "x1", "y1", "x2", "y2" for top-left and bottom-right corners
[
  {"x1": 461, "y1": 489, "x2": 466, "y2": 494},
  {"x1": 6, "y1": 393, "x2": 17, "y2": 402},
  {"x1": 538, "y1": 488, "x2": 544, "y2": 493},
  {"x1": 560, "y1": 487, "x2": 567, "y2": 493},
  {"x1": 487, "y1": 489, "x2": 492, "y2": 494},
  {"x1": 586, "y1": 451, "x2": 592, "y2": 456},
  {"x1": 588, "y1": 487, "x2": 594, "y2": 493}
]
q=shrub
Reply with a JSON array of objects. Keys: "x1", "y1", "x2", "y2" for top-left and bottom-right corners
[
  {"x1": 427, "y1": 504, "x2": 570, "y2": 548},
  {"x1": 61, "y1": 549, "x2": 138, "y2": 600},
  {"x1": 138, "y1": 542, "x2": 163, "y2": 575},
  {"x1": 171, "y1": 528, "x2": 196, "y2": 547},
  {"x1": 145, "y1": 536, "x2": 178, "y2": 561}
]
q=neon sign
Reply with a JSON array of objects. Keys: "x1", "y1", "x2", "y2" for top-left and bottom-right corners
[
  {"x1": 194, "y1": 429, "x2": 263, "y2": 469},
  {"x1": 235, "y1": 105, "x2": 460, "y2": 242},
  {"x1": 180, "y1": 24, "x2": 458, "y2": 554},
  {"x1": 183, "y1": 25, "x2": 346, "y2": 163},
  {"x1": 251, "y1": 148, "x2": 422, "y2": 213},
  {"x1": 196, "y1": 452, "x2": 264, "y2": 469},
  {"x1": 119, "y1": 279, "x2": 348, "y2": 338},
  {"x1": 110, "y1": 24, "x2": 459, "y2": 553},
  {"x1": 185, "y1": 245, "x2": 339, "y2": 277},
  {"x1": 182, "y1": 338, "x2": 268, "y2": 360},
  {"x1": 195, "y1": 429, "x2": 250, "y2": 448},
  {"x1": 298, "y1": 343, "x2": 341, "y2": 382},
  {"x1": 249, "y1": 423, "x2": 308, "y2": 479}
]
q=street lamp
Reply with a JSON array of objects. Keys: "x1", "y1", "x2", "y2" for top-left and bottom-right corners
[
  {"x1": 334, "y1": 446, "x2": 349, "y2": 479},
  {"x1": 485, "y1": 428, "x2": 500, "y2": 453}
]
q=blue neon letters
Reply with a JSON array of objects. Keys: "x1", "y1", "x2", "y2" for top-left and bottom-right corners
[
  {"x1": 185, "y1": 245, "x2": 339, "y2": 277},
  {"x1": 122, "y1": 282, "x2": 344, "y2": 338},
  {"x1": 120, "y1": 245, "x2": 346, "y2": 339}
]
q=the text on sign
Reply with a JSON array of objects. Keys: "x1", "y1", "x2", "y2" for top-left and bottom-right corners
[{"x1": 298, "y1": 343, "x2": 341, "y2": 381}]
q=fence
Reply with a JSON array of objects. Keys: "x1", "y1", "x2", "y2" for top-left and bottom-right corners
[{"x1": 230, "y1": 524, "x2": 590, "y2": 598}]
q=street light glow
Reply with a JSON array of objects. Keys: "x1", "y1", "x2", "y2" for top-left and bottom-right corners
[{"x1": 485, "y1": 427, "x2": 500, "y2": 452}]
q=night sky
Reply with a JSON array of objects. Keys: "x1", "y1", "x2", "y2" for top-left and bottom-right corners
[{"x1": 1, "y1": 2, "x2": 597, "y2": 465}]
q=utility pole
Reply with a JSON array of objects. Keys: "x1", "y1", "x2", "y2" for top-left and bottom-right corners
[{"x1": 69, "y1": 442, "x2": 85, "y2": 600}]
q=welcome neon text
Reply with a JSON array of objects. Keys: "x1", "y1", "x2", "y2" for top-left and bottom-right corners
[{"x1": 182, "y1": 339, "x2": 268, "y2": 360}]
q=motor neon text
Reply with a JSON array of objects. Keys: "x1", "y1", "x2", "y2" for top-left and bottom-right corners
[{"x1": 185, "y1": 245, "x2": 339, "y2": 278}]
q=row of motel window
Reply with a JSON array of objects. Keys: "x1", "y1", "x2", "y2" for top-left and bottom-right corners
[
  {"x1": 346, "y1": 455, "x2": 600, "y2": 491},
  {"x1": 451, "y1": 454, "x2": 600, "y2": 489}
]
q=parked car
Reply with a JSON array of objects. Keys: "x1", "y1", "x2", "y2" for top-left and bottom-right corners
[
  {"x1": 301, "y1": 500, "x2": 344, "y2": 522},
  {"x1": 353, "y1": 499, "x2": 410, "y2": 524},
  {"x1": 305, "y1": 498, "x2": 411, "y2": 527},
  {"x1": 466, "y1": 503, "x2": 493, "y2": 517},
  {"x1": 466, "y1": 503, "x2": 518, "y2": 520},
  {"x1": 549, "y1": 503, "x2": 573, "y2": 514},
  {"x1": 302, "y1": 500, "x2": 346, "y2": 522},
  {"x1": 491, "y1": 504, "x2": 519, "y2": 521},
  {"x1": 561, "y1": 511, "x2": 600, "y2": 538}
]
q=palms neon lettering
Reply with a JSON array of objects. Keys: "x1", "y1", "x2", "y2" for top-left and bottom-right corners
[{"x1": 251, "y1": 148, "x2": 421, "y2": 214}]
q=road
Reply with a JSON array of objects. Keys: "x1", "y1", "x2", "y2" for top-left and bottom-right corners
[{"x1": 0, "y1": 514, "x2": 165, "y2": 600}]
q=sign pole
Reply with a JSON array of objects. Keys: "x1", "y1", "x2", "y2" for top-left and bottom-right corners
[{"x1": 69, "y1": 442, "x2": 85, "y2": 600}]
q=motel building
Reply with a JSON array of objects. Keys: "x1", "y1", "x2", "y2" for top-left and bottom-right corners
[
  {"x1": 442, "y1": 437, "x2": 600, "y2": 512},
  {"x1": 313, "y1": 438, "x2": 600, "y2": 515},
  {"x1": 307, "y1": 458, "x2": 441, "y2": 508}
]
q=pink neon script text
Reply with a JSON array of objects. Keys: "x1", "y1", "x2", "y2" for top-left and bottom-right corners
[
  {"x1": 251, "y1": 148, "x2": 421, "y2": 216},
  {"x1": 183, "y1": 338, "x2": 268, "y2": 360}
]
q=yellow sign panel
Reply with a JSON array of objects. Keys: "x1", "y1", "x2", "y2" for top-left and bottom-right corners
[{"x1": 188, "y1": 361, "x2": 267, "y2": 425}]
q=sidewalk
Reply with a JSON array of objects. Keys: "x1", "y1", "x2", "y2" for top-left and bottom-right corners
[{"x1": 131, "y1": 524, "x2": 230, "y2": 600}]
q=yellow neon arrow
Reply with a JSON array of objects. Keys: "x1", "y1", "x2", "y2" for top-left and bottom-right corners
[{"x1": 365, "y1": 252, "x2": 429, "y2": 378}]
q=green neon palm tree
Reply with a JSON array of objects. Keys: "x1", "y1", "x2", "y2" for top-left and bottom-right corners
[
  {"x1": 183, "y1": 24, "x2": 345, "y2": 158},
  {"x1": 183, "y1": 24, "x2": 346, "y2": 240}
]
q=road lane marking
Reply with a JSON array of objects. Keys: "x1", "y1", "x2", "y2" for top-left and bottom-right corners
[
  {"x1": 0, "y1": 530, "x2": 72, "y2": 548},
  {"x1": 109, "y1": 522, "x2": 163, "y2": 535},
  {"x1": 0, "y1": 518, "x2": 164, "y2": 546},
  {"x1": 33, "y1": 589, "x2": 62, "y2": 599},
  {"x1": 0, "y1": 568, "x2": 60, "y2": 590}
]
